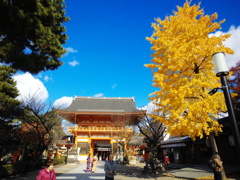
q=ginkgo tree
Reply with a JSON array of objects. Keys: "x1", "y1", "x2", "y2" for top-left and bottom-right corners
[{"x1": 145, "y1": 1, "x2": 234, "y2": 140}]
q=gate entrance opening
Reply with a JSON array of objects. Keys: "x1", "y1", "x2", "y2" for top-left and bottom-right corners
[{"x1": 94, "y1": 140, "x2": 111, "y2": 161}]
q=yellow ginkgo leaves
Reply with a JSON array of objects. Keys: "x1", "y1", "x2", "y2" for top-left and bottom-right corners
[{"x1": 145, "y1": 1, "x2": 233, "y2": 140}]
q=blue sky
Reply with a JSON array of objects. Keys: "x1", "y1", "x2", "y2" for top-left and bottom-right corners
[{"x1": 13, "y1": 0, "x2": 240, "y2": 108}]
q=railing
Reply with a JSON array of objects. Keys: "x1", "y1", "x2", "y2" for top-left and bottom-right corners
[{"x1": 68, "y1": 126, "x2": 133, "y2": 132}]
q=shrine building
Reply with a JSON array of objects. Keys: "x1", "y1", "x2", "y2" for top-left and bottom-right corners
[{"x1": 58, "y1": 96, "x2": 144, "y2": 162}]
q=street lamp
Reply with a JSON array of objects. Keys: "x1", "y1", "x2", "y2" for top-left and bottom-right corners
[
  {"x1": 208, "y1": 87, "x2": 222, "y2": 96},
  {"x1": 212, "y1": 52, "x2": 240, "y2": 164}
]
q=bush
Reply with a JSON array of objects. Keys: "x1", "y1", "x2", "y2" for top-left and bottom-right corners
[
  {"x1": 0, "y1": 156, "x2": 67, "y2": 178},
  {"x1": 52, "y1": 156, "x2": 66, "y2": 165},
  {"x1": 0, "y1": 161, "x2": 34, "y2": 178},
  {"x1": 0, "y1": 164, "x2": 15, "y2": 177}
]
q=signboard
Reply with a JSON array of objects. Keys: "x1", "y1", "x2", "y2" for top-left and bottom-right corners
[{"x1": 96, "y1": 148, "x2": 111, "y2": 151}]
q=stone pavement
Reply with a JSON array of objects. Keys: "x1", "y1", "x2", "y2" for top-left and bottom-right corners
[{"x1": 1, "y1": 161, "x2": 240, "y2": 180}]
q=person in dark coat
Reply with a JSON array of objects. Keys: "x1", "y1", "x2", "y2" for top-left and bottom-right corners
[{"x1": 104, "y1": 154, "x2": 117, "y2": 180}]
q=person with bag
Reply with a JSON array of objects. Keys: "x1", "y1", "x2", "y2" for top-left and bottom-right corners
[
  {"x1": 211, "y1": 152, "x2": 223, "y2": 180},
  {"x1": 104, "y1": 154, "x2": 117, "y2": 180},
  {"x1": 164, "y1": 154, "x2": 170, "y2": 171},
  {"x1": 36, "y1": 162, "x2": 56, "y2": 180}
]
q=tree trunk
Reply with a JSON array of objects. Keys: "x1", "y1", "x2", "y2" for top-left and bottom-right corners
[{"x1": 209, "y1": 132, "x2": 227, "y2": 180}]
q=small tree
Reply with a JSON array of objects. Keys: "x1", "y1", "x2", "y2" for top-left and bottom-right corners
[
  {"x1": 137, "y1": 112, "x2": 166, "y2": 173},
  {"x1": 110, "y1": 115, "x2": 138, "y2": 163},
  {"x1": 137, "y1": 112, "x2": 166, "y2": 157},
  {"x1": 228, "y1": 61, "x2": 240, "y2": 117},
  {"x1": 18, "y1": 96, "x2": 65, "y2": 164}
]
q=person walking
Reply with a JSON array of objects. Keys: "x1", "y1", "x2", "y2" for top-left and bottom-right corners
[
  {"x1": 104, "y1": 154, "x2": 117, "y2": 180},
  {"x1": 211, "y1": 152, "x2": 223, "y2": 180},
  {"x1": 86, "y1": 153, "x2": 92, "y2": 173},
  {"x1": 36, "y1": 162, "x2": 56, "y2": 180},
  {"x1": 91, "y1": 154, "x2": 98, "y2": 173},
  {"x1": 164, "y1": 154, "x2": 170, "y2": 171}
]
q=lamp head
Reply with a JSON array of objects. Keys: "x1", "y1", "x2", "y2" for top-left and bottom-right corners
[
  {"x1": 208, "y1": 88, "x2": 218, "y2": 96},
  {"x1": 208, "y1": 87, "x2": 223, "y2": 96},
  {"x1": 212, "y1": 52, "x2": 229, "y2": 77}
]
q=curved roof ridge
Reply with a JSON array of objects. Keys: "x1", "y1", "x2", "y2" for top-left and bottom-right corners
[{"x1": 74, "y1": 96, "x2": 135, "y2": 101}]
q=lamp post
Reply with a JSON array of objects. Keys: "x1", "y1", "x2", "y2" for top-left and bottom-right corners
[
  {"x1": 65, "y1": 136, "x2": 72, "y2": 164},
  {"x1": 212, "y1": 52, "x2": 240, "y2": 164}
]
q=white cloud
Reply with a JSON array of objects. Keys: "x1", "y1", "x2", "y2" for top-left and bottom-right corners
[
  {"x1": 111, "y1": 83, "x2": 117, "y2": 89},
  {"x1": 44, "y1": 75, "x2": 52, "y2": 82},
  {"x1": 64, "y1": 47, "x2": 78, "y2": 56},
  {"x1": 210, "y1": 25, "x2": 240, "y2": 68},
  {"x1": 36, "y1": 73, "x2": 42, "y2": 78},
  {"x1": 62, "y1": 120, "x2": 77, "y2": 134},
  {"x1": 139, "y1": 101, "x2": 158, "y2": 114},
  {"x1": 94, "y1": 93, "x2": 104, "y2": 97},
  {"x1": 68, "y1": 60, "x2": 80, "y2": 67},
  {"x1": 224, "y1": 26, "x2": 240, "y2": 68},
  {"x1": 13, "y1": 72, "x2": 48, "y2": 103},
  {"x1": 53, "y1": 96, "x2": 73, "y2": 109},
  {"x1": 54, "y1": 96, "x2": 75, "y2": 134},
  {"x1": 65, "y1": 47, "x2": 78, "y2": 53}
]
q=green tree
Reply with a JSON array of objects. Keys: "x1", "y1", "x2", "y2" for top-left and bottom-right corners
[
  {"x1": 0, "y1": 0, "x2": 69, "y2": 74},
  {"x1": 0, "y1": 65, "x2": 23, "y2": 157}
]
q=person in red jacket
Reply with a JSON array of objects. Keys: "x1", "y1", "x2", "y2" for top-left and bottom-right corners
[
  {"x1": 36, "y1": 162, "x2": 56, "y2": 180},
  {"x1": 164, "y1": 155, "x2": 170, "y2": 171}
]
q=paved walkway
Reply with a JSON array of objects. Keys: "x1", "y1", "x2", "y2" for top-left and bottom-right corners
[{"x1": 1, "y1": 161, "x2": 240, "y2": 180}]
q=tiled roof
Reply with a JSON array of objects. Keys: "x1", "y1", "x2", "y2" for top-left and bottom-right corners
[
  {"x1": 62, "y1": 96, "x2": 139, "y2": 113},
  {"x1": 161, "y1": 136, "x2": 191, "y2": 145}
]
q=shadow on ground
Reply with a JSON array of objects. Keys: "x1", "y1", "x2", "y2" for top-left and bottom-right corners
[{"x1": 116, "y1": 164, "x2": 174, "y2": 179}]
